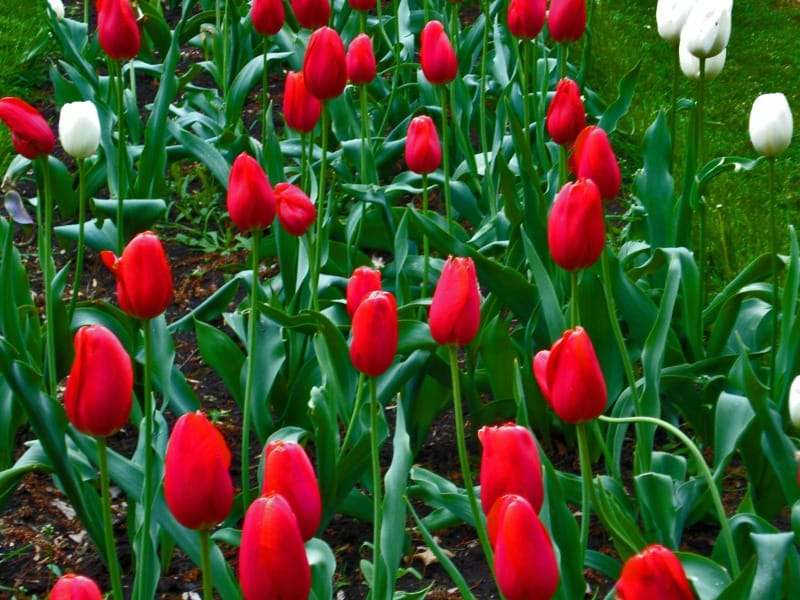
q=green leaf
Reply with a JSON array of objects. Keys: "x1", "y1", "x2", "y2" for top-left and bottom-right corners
[
  {"x1": 195, "y1": 319, "x2": 245, "y2": 406},
  {"x1": 677, "y1": 551, "x2": 731, "y2": 600},
  {"x1": 307, "y1": 538, "x2": 336, "y2": 600},
  {"x1": 635, "y1": 110, "x2": 676, "y2": 249},
  {"x1": 598, "y1": 61, "x2": 640, "y2": 134}
]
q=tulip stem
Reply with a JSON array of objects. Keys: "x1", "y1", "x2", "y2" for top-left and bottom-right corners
[
  {"x1": 669, "y1": 47, "x2": 680, "y2": 171},
  {"x1": 570, "y1": 270, "x2": 580, "y2": 328},
  {"x1": 478, "y1": 0, "x2": 490, "y2": 204},
  {"x1": 520, "y1": 40, "x2": 531, "y2": 148},
  {"x1": 97, "y1": 437, "x2": 124, "y2": 600},
  {"x1": 300, "y1": 133, "x2": 309, "y2": 193},
  {"x1": 38, "y1": 156, "x2": 57, "y2": 398},
  {"x1": 769, "y1": 157, "x2": 778, "y2": 394},
  {"x1": 575, "y1": 423, "x2": 593, "y2": 572},
  {"x1": 261, "y1": 36, "x2": 269, "y2": 170},
  {"x1": 69, "y1": 157, "x2": 87, "y2": 323},
  {"x1": 111, "y1": 58, "x2": 127, "y2": 254},
  {"x1": 138, "y1": 318, "x2": 155, "y2": 595},
  {"x1": 421, "y1": 173, "x2": 430, "y2": 304},
  {"x1": 311, "y1": 106, "x2": 329, "y2": 313},
  {"x1": 369, "y1": 376, "x2": 385, "y2": 596},
  {"x1": 696, "y1": 59, "x2": 706, "y2": 309},
  {"x1": 339, "y1": 372, "x2": 366, "y2": 461},
  {"x1": 440, "y1": 86, "x2": 453, "y2": 234},
  {"x1": 200, "y1": 529, "x2": 213, "y2": 600},
  {"x1": 242, "y1": 228, "x2": 262, "y2": 511}
]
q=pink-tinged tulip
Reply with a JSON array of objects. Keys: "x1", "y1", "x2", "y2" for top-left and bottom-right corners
[
  {"x1": 239, "y1": 493, "x2": 312, "y2": 600},
  {"x1": 533, "y1": 327, "x2": 607, "y2": 423},
  {"x1": 283, "y1": 71, "x2": 322, "y2": 134},
  {"x1": 478, "y1": 423, "x2": 544, "y2": 516},
  {"x1": 251, "y1": 0, "x2": 285, "y2": 35},
  {"x1": 346, "y1": 266, "x2": 382, "y2": 318},
  {"x1": 350, "y1": 291, "x2": 398, "y2": 376},
  {"x1": 64, "y1": 325, "x2": 133, "y2": 438},
  {"x1": 0, "y1": 97, "x2": 55, "y2": 159},
  {"x1": 547, "y1": 0, "x2": 586, "y2": 42},
  {"x1": 570, "y1": 125, "x2": 621, "y2": 201},
  {"x1": 291, "y1": 0, "x2": 330, "y2": 30},
  {"x1": 96, "y1": 0, "x2": 141, "y2": 60},
  {"x1": 100, "y1": 231, "x2": 173, "y2": 320},
  {"x1": 275, "y1": 182, "x2": 316, "y2": 236},
  {"x1": 303, "y1": 26, "x2": 347, "y2": 101},
  {"x1": 429, "y1": 256, "x2": 481, "y2": 346},
  {"x1": 547, "y1": 178, "x2": 604, "y2": 271},
  {"x1": 226, "y1": 152, "x2": 276, "y2": 232},
  {"x1": 49, "y1": 574, "x2": 104, "y2": 600},
  {"x1": 164, "y1": 412, "x2": 234, "y2": 530},
  {"x1": 261, "y1": 440, "x2": 321, "y2": 541},
  {"x1": 348, "y1": 0, "x2": 376, "y2": 10},
  {"x1": 616, "y1": 544, "x2": 695, "y2": 600},
  {"x1": 346, "y1": 34, "x2": 377, "y2": 85},
  {"x1": 546, "y1": 78, "x2": 586, "y2": 145},
  {"x1": 420, "y1": 21, "x2": 457, "y2": 85},
  {"x1": 405, "y1": 115, "x2": 442, "y2": 175},
  {"x1": 507, "y1": 0, "x2": 546, "y2": 40}
]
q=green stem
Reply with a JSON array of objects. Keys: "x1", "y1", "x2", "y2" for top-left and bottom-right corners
[
  {"x1": 339, "y1": 372, "x2": 367, "y2": 461},
  {"x1": 360, "y1": 84, "x2": 369, "y2": 186},
  {"x1": 575, "y1": 423, "x2": 593, "y2": 570},
  {"x1": 369, "y1": 376, "x2": 384, "y2": 596},
  {"x1": 221, "y1": 0, "x2": 229, "y2": 99},
  {"x1": 669, "y1": 47, "x2": 679, "y2": 171},
  {"x1": 697, "y1": 59, "x2": 706, "y2": 307},
  {"x1": 39, "y1": 157, "x2": 57, "y2": 397},
  {"x1": 69, "y1": 158, "x2": 87, "y2": 323},
  {"x1": 558, "y1": 42, "x2": 567, "y2": 80},
  {"x1": 521, "y1": 41, "x2": 531, "y2": 146},
  {"x1": 421, "y1": 173, "x2": 430, "y2": 302},
  {"x1": 479, "y1": 0, "x2": 490, "y2": 203},
  {"x1": 138, "y1": 318, "x2": 154, "y2": 588},
  {"x1": 200, "y1": 528, "x2": 213, "y2": 600},
  {"x1": 570, "y1": 270, "x2": 579, "y2": 328},
  {"x1": 440, "y1": 85, "x2": 453, "y2": 234},
  {"x1": 262, "y1": 37, "x2": 269, "y2": 168},
  {"x1": 311, "y1": 106, "x2": 329, "y2": 313},
  {"x1": 111, "y1": 59, "x2": 127, "y2": 253},
  {"x1": 301, "y1": 133, "x2": 308, "y2": 192},
  {"x1": 769, "y1": 157, "x2": 778, "y2": 393},
  {"x1": 98, "y1": 437, "x2": 124, "y2": 600},
  {"x1": 242, "y1": 229, "x2": 262, "y2": 510}
]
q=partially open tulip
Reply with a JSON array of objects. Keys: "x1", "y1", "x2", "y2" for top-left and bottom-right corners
[
  {"x1": 679, "y1": 37, "x2": 726, "y2": 81},
  {"x1": 547, "y1": 178, "x2": 604, "y2": 271},
  {"x1": 420, "y1": 21, "x2": 458, "y2": 85},
  {"x1": 47, "y1": 0, "x2": 65, "y2": 20},
  {"x1": 547, "y1": 0, "x2": 586, "y2": 42},
  {"x1": 226, "y1": 152, "x2": 276, "y2": 232},
  {"x1": 251, "y1": 0, "x2": 285, "y2": 35},
  {"x1": 656, "y1": 0, "x2": 693, "y2": 45},
  {"x1": 533, "y1": 327, "x2": 607, "y2": 423},
  {"x1": 97, "y1": 0, "x2": 141, "y2": 61},
  {"x1": 615, "y1": 544, "x2": 695, "y2": 600},
  {"x1": 239, "y1": 493, "x2": 312, "y2": 600},
  {"x1": 164, "y1": 412, "x2": 234, "y2": 530},
  {"x1": 507, "y1": 0, "x2": 546, "y2": 40},
  {"x1": 261, "y1": 440, "x2": 321, "y2": 541},
  {"x1": 283, "y1": 71, "x2": 322, "y2": 134},
  {"x1": 59, "y1": 101, "x2": 101, "y2": 159},
  {"x1": 0, "y1": 97, "x2": 55, "y2": 159},
  {"x1": 346, "y1": 34, "x2": 377, "y2": 85},
  {"x1": 49, "y1": 574, "x2": 104, "y2": 600},
  {"x1": 350, "y1": 290, "x2": 398, "y2": 376},
  {"x1": 570, "y1": 125, "x2": 621, "y2": 201},
  {"x1": 291, "y1": 0, "x2": 330, "y2": 30},
  {"x1": 429, "y1": 256, "x2": 481, "y2": 346},
  {"x1": 749, "y1": 93, "x2": 793, "y2": 158},
  {"x1": 681, "y1": 0, "x2": 732, "y2": 59},
  {"x1": 546, "y1": 78, "x2": 586, "y2": 145},
  {"x1": 64, "y1": 325, "x2": 133, "y2": 438},
  {"x1": 100, "y1": 231, "x2": 173, "y2": 320},
  {"x1": 405, "y1": 115, "x2": 442, "y2": 174},
  {"x1": 303, "y1": 26, "x2": 347, "y2": 101},
  {"x1": 275, "y1": 182, "x2": 316, "y2": 236},
  {"x1": 346, "y1": 265, "x2": 382, "y2": 318}
]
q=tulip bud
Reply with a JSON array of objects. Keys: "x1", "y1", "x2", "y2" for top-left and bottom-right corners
[
  {"x1": 346, "y1": 34, "x2": 377, "y2": 85},
  {"x1": 615, "y1": 544, "x2": 695, "y2": 600},
  {"x1": 350, "y1": 290, "x2": 398, "y2": 376},
  {"x1": 420, "y1": 21, "x2": 458, "y2": 85},
  {"x1": 164, "y1": 412, "x2": 234, "y2": 530},
  {"x1": 291, "y1": 0, "x2": 330, "y2": 30},
  {"x1": 346, "y1": 265, "x2": 382, "y2": 318},
  {"x1": 283, "y1": 71, "x2": 322, "y2": 134},
  {"x1": 546, "y1": 78, "x2": 586, "y2": 146},
  {"x1": 547, "y1": 178, "x2": 604, "y2": 272},
  {"x1": 0, "y1": 97, "x2": 56, "y2": 159},
  {"x1": 100, "y1": 231, "x2": 173, "y2": 320},
  {"x1": 405, "y1": 115, "x2": 442, "y2": 175},
  {"x1": 533, "y1": 327, "x2": 607, "y2": 423},
  {"x1": 47, "y1": 0, "x2": 65, "y2": 20},
  {"x1": 679, "y1": 36, "x2": 726, "y2": 81},
  {"x1": 226, "y1": 152, "x2": 276, "y2": 232},
  {"x1": 303, "y1": 26, "x2": 347, "y2": 101},
  {"x1": 429, "y1": 256, "x2": 481, "y2": 346},
  {"x1": 789, "y1": 376, "x2": 800, "y2": 429},
  {"x1": 64, "y1": 325, "x2": 133, "y2": 438},
  {"x1": 49, "y1": 574, "x2": 104, "y2": 600},
  {"x1": 274, "y1": 182, "x2": 316, "y2": 236},
  {"x1": 570, "y1": 125, "x2": 621, "y2": 201},
  {"x1": 97, "y1": 0, "x2": 141, "y2": 61},
  {"x1": 656, "y1": 0, "x2": 692, "y2": 45},
  {"x1": 681, "y1": 0, "x2": 732, "y2": 59},
  {"x1": 251, "y1": 0, "x2": 285, "y2": 36},
  {"x1": 507, "y1": 0, "x2": 546, "y2": 40},
  {"x1": 749, "y1": 93, "x2": 793, "y2": 158},
  {"x1": 547, "y1": 0, "x2": 586, "y2": 42},
  {"x1": 478, "y1": 423, "x2": 544, "y2": 516},
  {"x1": 59, "y1": 101, "x2": 101, "y2": 159},
  {"x1": 261, "y1": 440, "x2": 321, "y2": 541},
  {"x1": 348, "y1": 0, "x2": 376, "y2": 11},
  {"x1": 239, "y1": 493, "x2": 312, "y2": 600}
]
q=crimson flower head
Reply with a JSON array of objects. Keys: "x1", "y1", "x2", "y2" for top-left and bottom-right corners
[
  {"x1": 548, "y1": 0, "x2": 586, "y2": 42},
  {"x1": 49, "y1": 574, "x2": 104, "y2": 600},
  {"x1": 346, "y1": 265, "x2": 382, "y2": 318},
  {"x1": 546, "y1": 78, "x2": 586, "y2": 145},
  {"x1": 570, "y1": 125, "x2": 621, "y2": 200},
  {"x1": 420, "y1": 20, "x2": 457, "y2": 85},
  {"x1": 405, "y1": 115, "x2": 441, "y2": 175},
  {"x1": 350, "y1": 290, "x2": 398, "y2": 376},
  {"x1": 346, "y1": 34, "x2": 377, "y2": 85},
  {"x1": 303, "y1": 26, "x2": 347, "y2": 101},
  {"x1": 96, "y1": 0, "x2": 141, "y2": 60},
  {"x1": 283, "y1": 71, "x2": 322, "y2": 134},
  {"x1": 226, "y1": 152, "x2": 276, "y2": 232},
  {"x1": 291, "y1": 0, "x2": 330, "y2": 30},
  {"x1": 0, "y1": 97, "x2": 55, "y2": 159},
  {"x1": 275, "y1": 182, "x2": 316, "y2": 236},
  {"x1": 429, "y1": 256, "x2": 481, "y2": 346},
  {"x1": 251, "y1": 0, "x2": 285, "y2": 35},
  {"x1": 547, "y1": 178, "x2": 604, "y2": 272},
  {"x1": 616, "y1": 544, "x2": 695, "y2": 600},
  {"x1": 100, "y1": 231, "x2": 173, "y2": 320},
  {"x1": 507, "y1": 0, "x2": 546, "y2": 40}
]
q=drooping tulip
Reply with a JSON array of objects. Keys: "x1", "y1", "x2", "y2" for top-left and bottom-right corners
[
  {"x1": 749, "y1": 93, "x2": 793, "y2": 158},
  {"x1": 346, "y1": 33, "x2": 377, "y2": 85},
  {"x1": 59, "y1": 101, "x2": 101, "y2": 159},
  {"x1": 656, "y1": 0, "x2": 693, "y2": 46},
  {"x1": 570, "y1": 125, "x2": 621, "y2": 201},
  {"x1": 291, "y1": 0, "x2": 330, "y2": 30},
  {"x1": 283, "y1": 71, "x2": 322, "y2": 134},
  {"x1": 547, "y1": 0, "x2": 586, "y2": 42},
  {"x1": 303, "y1": 26, "x2": 347, "y2": 101},
  {"x1": 405, "y1": 115, "x2": 442, "y2": 174},
  {"x1": 547, "y1": 178, "x2": 604, "y2": 272},
  {"x1": 47, "y1": 0, "x2": 65, "y2": 20},
  {"x1": 251, "y1": 0, "x2": 285, "y2": 36},
  {"x1": 346, "y1": 265, "x2": 382, "y2": 318},
  {"x1": 546, "y1": 78, "x2": 586, "y2": 146},
  {"x1": 507, "y1": 0, "x2": 546, "y2": 40},
  {"x1": 226, "y1": 152, "x2": 276, "y2": 232},
  {"x1": 429, "y1": 256, "x2": 481, "y2": 346},
  {"x1": 64, "y1": 325, "x2": 133, "y2": 438},
  {"x1": 615, "y1": 544, "x2": 695, "y2": 600},
  {"x1": 679, "y1": 37, "x2": 726, "y2": 81},
  {"x1": 420, "y1": 20, "x2": 458, "y2": 85},
  {"x1": 274, "y1": 182, "x2": 316, "y2": 236},
  {"x1": 0, "y1": 97, "x2": 55, "y2": 159},
  {"x1": 681, "y1": 0, "x2": 732, "y2": 59},
  {"x1": 49, "y1": 574, "x2": 104, "y2": 600},
  {"x1": 350, "y1": 290, "x2": 398, "y2": 376},
  {"x1": 96, "y1": 0, "x2": 141, "y2": 61}
]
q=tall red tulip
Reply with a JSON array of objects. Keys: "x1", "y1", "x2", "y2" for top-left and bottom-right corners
[
  {"x1": 507, "y1": 0, "x2": 546, "y2": 40},
  {"x1": 226, "y1": 152, "x2": 276, "y2": 232},
  {"x1": 261, "y1": 440, "x2": 321, "y2": 541},
  {"x1": 547, "y1": 178, "x2": 604, "y2": 271},
  {"x1": 251, "y1": 0, "x2": 285, "y2": 35},
  {"x1": 291, "y1": 0, "x2": 330, "y2": 30},
  {"x1": 350, "y1": 290, "x2": 398, "y2": 376},
  {"x1": 616, "y1": 544, "x2": 695, "y2": 600},
  {"x1": 100, "y1": 231, "x2": 173, "y2": 320},
  {"x1": 96, "y1": 0, "x2": 141, "y2": 60},
  {"x1": 49, "y1": 574, "x2": 104, "y2": 600},
  {"x1": 346, "y1": 34, "x2": 377, "y2": 85},
  {"x1": 547, "y1": 0, "x2": 586, "y2": 42},
  {"x1": 546, "y1": 78, "x2": 586, "y2": 145},
  {"x1": 303, "y1": 26, "x2": 347, "y2": 101},
  {"x1": 164, "y1": 412, "x2": 234, "y2": 530},
  {"x1": 405, "y1": 115, "x2": 442, "y2": 175},
  {"x1": 283, "y1": 71, "x2": 322, "y2": 134},
  {"x1": 64, "y1": 325, "x2": 133, "y2": 438},
  {"x1": 346, "y1": 265, "x2": 382, "y2": 318},
  {"x1": 0, "y1": 97, "x2": 55, "y2": 159},
  {"x1": 533, "y1": 327, "x2": 607, "y2": 423},
  {"x1": 570, "y1": 125, "x2": 621, "y2": 201},
  {"x1": 275, "y1": 182, "x2": 316, "y2": 236},
  {"x1": 429, "y1": 256, "x2": 481, "y2": 346},
  {"x1": 420, "y1": 20, "x2": 457, "y2": 85},
  {"x1": 239, "y1": 493, "x2": 312, "y2": 600}
]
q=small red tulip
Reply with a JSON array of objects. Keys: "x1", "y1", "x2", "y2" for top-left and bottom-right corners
[
  {"x1": 346, "y1": 266, "x2": 382, "y2": 318},
  {"x1": 100, "y1": 231, "x2": 173, "y2": 320},
  {"x1": 420, "y1": 21, "x2": 458, "y2": 85},
  {"x1": 348, "y1": 0, "x2": 376, "y2": 10},
  {"x1": 548, "y1": 0, "x2": 586, "y2": 42},
  {"x1": 239, "y1": 493, "x2": 312, "y2": 600},
  {"x1": 350, "y1": 291, "x2": 398, "y2": 376},
  {"x1": 533, "y1": 327, "x2": 607, "y2": 423},
  {"x1": 226, "y1": 152, "x2": 276, "y2": 232},
  {"x1": 164, "y1": 412, "x2": 233, "y2": 530},
  {"x1": 64, "y1": 325, "x2": 133, "y2": 438},
  {"x1": 616, "y1": 544, "x2": 695, "y2": 600},
  {"x1": 97, "y1": 0, "x2": 141, "y2": 60},
  {"x1": 547, "y1": 178, "x2": 604, "y2": 271},
  {"x1": 283, "y1": 71, "x2": 322, "y2": 134},
  {"x1": 346, "y1": 34, "x2": 377, "y2": 85},
  {"x1": 507, "y1": 0, "x2": 546, "y2": 40},
  {"x1": 303, "y1": 26, "x2": 347, "y2": 101},
  {"x1": 291, "y1": 0, "x2": 330, "y2": 30},
  {"x1": 0, "y1": 97, "x2": 55, "y2": 159},
  {"x1": 429, "y1": 256, "x2": 481, "y2": 346},
  {"x1": 49, "y1": 574, "x2": 104, "y2": 600},
  {"x1": 570, "y1": 125, "x2": 621, "y2": 201},
  {"x1": 405, "y1": 115, "x2": 442, "y2": 175},
  {"x1": 546, "y1": 78, "x2": 586, "y2": 145},
  {"x1": 275, "y1": 182, "x2": 316, "y2": 236},
  {"x1": 251, "y1": 0, "x2": 285, "y2": 35}
]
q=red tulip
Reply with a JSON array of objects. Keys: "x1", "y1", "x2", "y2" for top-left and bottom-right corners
[
  {"x1": 348, "y1": 0, "x2": 376, "y2": 10},
  {"x1": 546, "y1": 78, "x2": 586, "y2": 145},
  {"x1": 303, "y1": 26, "x2": 347, "y2": 101},
  {"x1": 0, "y1": 97, "x2": 55, "y2": 159},
  {"x1": 533, "y1": 327, "x2": 607, "y2": 423},
  {"x1": 616, "y1": 544, "x2": 695, "y2": 600},
  {"x1": 405, "y1": 115, "x2": 442, "y2": 175},
  {"x1": 283, "y1": 71, "x2": 322, "y2": 134},
  {"x1": 251, "y1": 0, "x2": 285, "y2": 35},
  {"x1": 291, "y1": 0, "x2": 330, "y2": 30},
  {"x1": 261, "y1": 440, "x2": 321, "y2": 541},
  {"x1": 49, "y1": 574, "x2": 104, "y2": 600},
  {"x1": 350, "y1": 290, "x2": 398, "y2": 376},
  {"x1": 507, "y1": 0, "x2": 546, "y2": 40},
  {"x1": 226, "y1": 152, "x2": 276, "y2": 232},
  {"x1": 100, "y1": 231, "x2": 173, "y2": 320},
  {"x1": 64, "y1": 325, "x2": 133, "y2": 438},
  {"x1": 478, "y1": 423, "x2": 544, "y2": 516},
  {"x1": 239, "y1": 493, "x2": 312, "y2": 600},
  {"x1": 346, "y1": 34, "x2": 377, "y2": 85},
  {"x1": 420, "y1": 21, "x2": 457, "y2": 85},
  {"x1": 96, "y1": 0, "x2": 141, "y2": 60},
  {"x1": 275, "y1": 182, "x2": 316, "y2": 236},
  {"x1": 346, "y1": 265, "x2": 382, "y2": 318},
  {"x1": 429, "y1": 256, "x2": 481, "y2": 346},
  {"x1": 547, "y1": 178, "x2": 604, "y2": 271},
  {"x1": 548, "y1": 0, "x2": 586, "y2": 42},
  {"x1": 164, "y1": 412, "x2": 234, "y2": 530},
  {"x1": 570, "y1": 125, "x2": 621, "y2": 200}
]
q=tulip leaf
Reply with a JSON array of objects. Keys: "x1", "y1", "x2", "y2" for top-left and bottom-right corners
[
  {"x1": 225, "y1": 52, "x2": 293, "y2": 127},
  {"x1": 712, "y1": 392, "x2": 755, "y2": 480},
  {"x1": 4, "y1": 190, "x2": 33, "y2": 225},
  {"x1": 0, "y1": 443, "x2": 50, "y2": 508},
  {"x1": 635, "y1": 110, "x2": 676, "y2": 249},
  {"x1": 307, "y1": 538, "x2": 336, "y2": 600},
  {"x1": 195, "y1": 318, "x2": 245, "y2": 406},
  {"x1": 598, "y1": 61, "x2": 640, "y2": 135},
  {"x1": 749, "y1": 532, "x2": 799, "y2": 599},
  {"x1": 166, "y1": 121, "x2": 231, "y2": 188},
  {"x1": 91, "y1": 198, "x2": 167, "y2": 239},
  {"x1": 676, "y1": 551, "x2": 731, "y2": 600}
]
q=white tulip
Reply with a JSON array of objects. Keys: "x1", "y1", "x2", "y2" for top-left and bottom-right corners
[
  {"x1": 679, "y1": 35, "x2": 726, "y2": 81},
  {"x1": 749, "y1": 93, "x2": 793, "y2": 158},
  {"x1": 682, "y1": 0, "x2": 732, "y2": 59},
  {"x1": 789, "y1": 376, "x2": 800, "y2": 428},
  {"x1": 59, "y1": 101, "x2": 101, "y2": 159},
  {"x1": 657, "y1": 0, "x2": 694, "y2": 46},
  {"x1": 48, "y1": 0, "x2": 65, "y2": 20}
]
